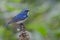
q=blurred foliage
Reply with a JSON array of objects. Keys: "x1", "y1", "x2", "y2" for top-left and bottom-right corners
[
  {"x1": 7, "y1": 0, "x2": 21, "y2": 3},
  {"x1": 0, "y1": 0, "x2": 60, "y2": 40},
  {"x1": 5, "y1": 5, "x2": 15, "y2": 12}
]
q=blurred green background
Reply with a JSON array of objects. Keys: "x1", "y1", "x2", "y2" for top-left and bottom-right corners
[{"x1": 0, "y1": 0, "x2": 60, "y2": 40}]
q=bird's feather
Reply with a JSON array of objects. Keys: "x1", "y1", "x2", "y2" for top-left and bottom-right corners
[{"x1": 4, "y1": 9, "x2": 29, "y2": 27}]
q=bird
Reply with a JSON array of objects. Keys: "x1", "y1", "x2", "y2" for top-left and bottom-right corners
[{"x1": 5, "y1": 9, "x2": 29, "y2": 27}]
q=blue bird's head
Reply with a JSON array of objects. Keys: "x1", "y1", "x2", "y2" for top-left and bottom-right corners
[
  {"x1": 22, "y1": 9, "x2": 29, "y2": 15},
  {"x1": 24, "y1": 9, "x2": 29, "y2": 12}
]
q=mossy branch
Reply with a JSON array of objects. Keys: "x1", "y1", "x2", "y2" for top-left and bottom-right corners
[{"x1": 18, "y1": 23, "x2": 30, "y2": 40}]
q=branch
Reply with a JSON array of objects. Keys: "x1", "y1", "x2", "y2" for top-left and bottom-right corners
[{"x1": 18, "y1": 23, "x2": 30, "y2": 40}]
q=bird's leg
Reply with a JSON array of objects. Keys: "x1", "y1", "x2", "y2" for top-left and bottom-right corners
[{"x1": 19, "y1": 23, "x2": 25, "y2": 31}]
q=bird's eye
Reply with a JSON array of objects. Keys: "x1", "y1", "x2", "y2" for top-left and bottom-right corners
[{"x1": 25, "y1": 10, "x2": 29, "y2": 12}]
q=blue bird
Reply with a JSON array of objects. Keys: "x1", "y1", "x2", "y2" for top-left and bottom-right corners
[{"x1": 5, "y1": 9, "x2": 29, "y2": 27}]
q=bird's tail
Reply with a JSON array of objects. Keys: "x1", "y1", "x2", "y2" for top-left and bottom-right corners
[{"x1": 4, "y1": 20, "x2": 13, "y2": 27}]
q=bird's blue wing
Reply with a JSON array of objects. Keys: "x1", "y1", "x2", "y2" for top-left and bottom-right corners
[{"x1": 12, "y1": 14, "x2": 25, "y2": 22}]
